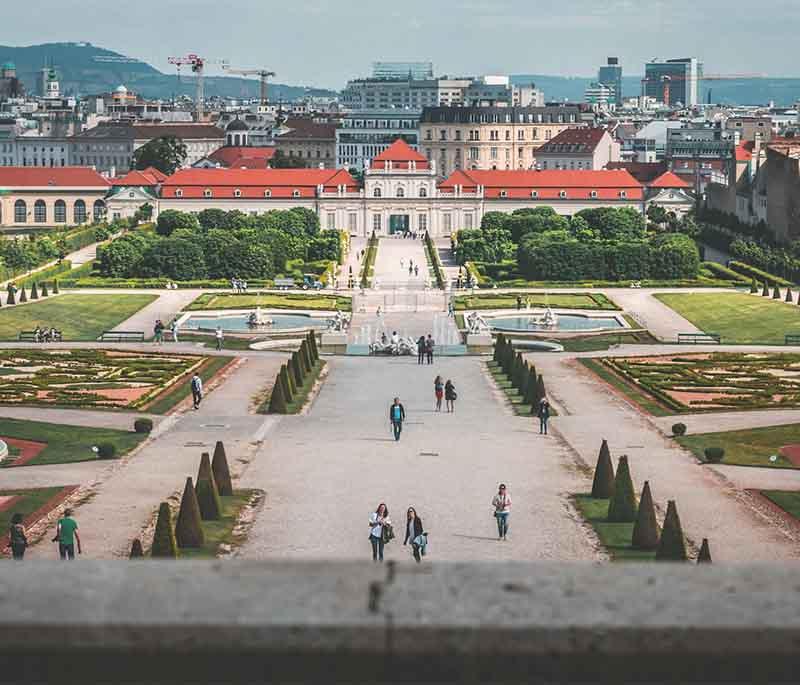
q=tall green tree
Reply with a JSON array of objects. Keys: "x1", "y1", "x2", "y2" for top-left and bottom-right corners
[{"x1": 133, "y1": 135, "x2": 187, "y2": 175}]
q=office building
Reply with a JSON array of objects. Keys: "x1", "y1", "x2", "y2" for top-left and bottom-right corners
[
  {"x1": 584, "y1": 82, "x2": 616, "y2": 110},
  {"x1": 598, "y1": 58, "x2": 623, "y2": 107},
  {"x1": 335, "y1": 109, "x2": 421, "y2": 170},
  {"x1": 644, "y1": 58, "x2": 703, "y2": 107}
]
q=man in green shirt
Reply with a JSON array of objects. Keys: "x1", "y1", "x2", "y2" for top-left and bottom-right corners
[{"x1": 52, "y1": 508, "x2": 81, "y2": 560}]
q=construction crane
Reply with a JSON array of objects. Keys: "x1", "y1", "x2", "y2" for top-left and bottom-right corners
[
  {"x1": 222, "y1": 65, "x2": 276, "y2": 106},
  {"x1": 640, "y1": 73, "x2": 767, "y2": 106},
  {"x1": 168, "y1": 53, "x2": 229, "y2": 121}
]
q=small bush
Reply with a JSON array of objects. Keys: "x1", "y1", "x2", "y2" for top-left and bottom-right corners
[
  {"x1": 96, "y1": 442, "x2": 116, "y2": 459},
  {"x1": 134, "y1": 417, "x2": 154, "y2": 434},
  {"x1": 671, "y1": 422, "x2": 687, "y2": 437},
  {"x1": 704, "y1": 446, "x2": 725, "y2": 463}
]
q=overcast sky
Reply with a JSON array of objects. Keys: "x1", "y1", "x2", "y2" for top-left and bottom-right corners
[{"x1": 3, "y1": 0, "x2": 797, "y2": 87}]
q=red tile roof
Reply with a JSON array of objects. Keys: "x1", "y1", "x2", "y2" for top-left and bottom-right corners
[
  {"x1": 735, "y1": 141, "x2": 755, "y2": 161},
  {"x1": 0, "y1": 167, "x2": 111, "y2": 188},
  {"x1": 649, "y1": 171, "x2": 691, "y2": 189},
  {"x1": 142, "y1": 166, "x2": 168, "y2": 182},
  {"x1": 114, "y1": 169, "x2": 162, "y2": 186},
  {"x1": 536, "y1": 127, "x2": 610, "y2": 155},
  {"x1": 207, "y1": 146, "x2": 276, "y2": 167},
  {"x1": 438, "y1": 168, "x2": 643, "y2": 200},
  {"x1": 371, "y1": 139, "x2": 429, "y2": 169},
  {"x1": 161, "y1": 167, "x2": 357, "y2": 199}
]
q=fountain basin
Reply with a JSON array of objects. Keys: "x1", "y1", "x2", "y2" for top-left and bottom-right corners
[
  {"x1": 489, "y1": 312, "x2": 625, "y2": 333},
  {"x1": 179, "y1": 311, "x2": 330, "y2": 333}
]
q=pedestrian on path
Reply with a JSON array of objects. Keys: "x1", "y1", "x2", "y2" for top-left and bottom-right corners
[
  {"x1": 389, "y1": 397, "x2": 405, "y2": 441},
  {"x1": 404, "y1": 507, "x2": 426, "y2": 563},
  {"x1": 153, "y1": 319, "x2": 164, "y2": 344},
  {"x1": 425, "y1": 334, "x2": 435, "y2": 364},
  {"x1": 492, "y1": 485, "x2": 511, "y2": 540},
  {"x1": 8, "y1": 512, "x2": 27, "y2": 560},
  {"x1": 537, "y1": 397, "x2": 551, "y2": 435},
  {"x1": 400, "y1": 258, "x2": 405, "y2": 270},
  {"x1": 434, "y1": 375, "x2": 444, "y2": 411},
  {"x1": 445, "y1": 379, "x2": 457, "y2": 413},
  {"x1": 191, "y1": 372, "x2": 203, "y2": 410},
  {"x1": 170, "y1": 319, "x2": 179, "y2": 344},
  {"x1": 369, "y1": 503, "x2": 391, "y2": 562},
  {"x1": 215, "y1": 326, "x2": 224, "y2": 351},
  {"x1": 448, "y1": 301, "x2": 454, "y2": 317},
  {"x1": 52, "y1": 508, "x2": 81, "y2": 560},
  {"x1": 414, "y1": 264, "x2": 419, "y2": 277},
  {"x1": 417, "y1": 336, "x2": 426, "y2": 365}
]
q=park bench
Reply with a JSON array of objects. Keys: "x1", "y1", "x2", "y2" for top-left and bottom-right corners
[
  {"x1": 98, "y1": 331, "x2": 145, "y2": 343},
  {"x1": 18, "y1": 330, "x2": 62, "y2": 342},
  {"x1": 274, "y1": 278, "x2": 296, "y2": 290},
  {"x1": 677, "y1": 332, "x2": 721, "y2": 344},
  {"x1": 786, "y1": 334, "x2": 800, "y2": 345}
]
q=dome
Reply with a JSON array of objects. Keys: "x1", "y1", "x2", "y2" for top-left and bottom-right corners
[
  {"x1": 226, "y1": 118, "x2": 249, "y2": 132},
  {"x1": 115, "y1": 85, "x2": 128, "y2": 94}
]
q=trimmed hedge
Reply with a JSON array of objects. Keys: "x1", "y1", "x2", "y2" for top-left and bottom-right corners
[
  {"x1": 134, "y1": 418, "x2": 154, "y2": 434},
  {"x1": 728, "y1": 261, "x2": 793, "y2": 287}
]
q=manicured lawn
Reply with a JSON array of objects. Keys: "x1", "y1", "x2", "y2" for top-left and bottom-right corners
[
  {"x1": 454, "y1": 292, "x2": 619, "y2": 311},
  {"x1": 175, "y1": 490, "x2": 259, "y2": 559},
  {"x1": 761, "y1": 490, "x2": 800, "y2": 520},
  {"x1": 578, "y1": 358, "x2": 672, "y2": 417},
  {"x1": 144, "y1": 356, "x2": 234, "y2": 415},
  {"x1": 185, "y1": 292, "x2": 352, "y2": 312},
  {"x1": 573, "y1": 495, "x2": 655, "y2": 561},
  {"x1": 0, "y1": 486, "x2": 70, "y2": 545},
  {"x1": 0, "y1": 294, "x2": 156, "y2": 341},
  {"x1": 655, "y1": 292, "x2": 800, "y2": 345},
  {"x1": 676, "y1": 424, "x2": 800, "y2": 469},
  {"x1": 0, "y1": 417, "x2": 146, "y2": 467}
]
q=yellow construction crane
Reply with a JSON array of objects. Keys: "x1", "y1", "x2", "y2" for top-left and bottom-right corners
[{"x1": 222, "y1": 65, "x2": 276, "y2": 106}]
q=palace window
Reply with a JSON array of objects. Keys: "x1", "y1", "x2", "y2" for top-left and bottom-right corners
[
  {"x1": 373, "y1": 187, "x2": 382, "y2": 198},
  {"x1": 419, "y1": 186, "x2": 427, "y2": 198},
  {"x1": 264, "y1": 189, "x2": 272, "y2": 197},
  {"x1": 292, "y1": 189, "x2": 301, "y2": 198},
  {"x1": 234, "y1": 189, "x2": 242, "y2": 198},
  {"x1": 531, "y1": 190, "x2": 538, "y2": 198},
  {"x1": 396, "y1": 186, "x2": 405, "y2": 198},
  {"x1": 559, "y1": 190, "x2": 567, "y2": 198},
  {"x1": 74, "y1": 200, "x2": 86, "y2": 223},
  {"x1": 619, "y1": 190, "x2": 627, "y2": 199},
  {"x1": 54, "y1": 200, "x2": 66, "y2": 223},
  {"x1": 372, "y1": 214, "x2": 382, "y2": 232},
  {"x1": 14, "y1": 199, "x2": 27, "y2": 223},
  {"x1": 34, "y1": 200, "x2": 46, "y2": 223},
  {"x1": 590, "y1": 190, "x2": 598, "y2": 199}
]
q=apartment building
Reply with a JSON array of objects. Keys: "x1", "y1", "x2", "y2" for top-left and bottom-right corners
[
  {"x1": 335, "y1": 110, "x2": 420, "y2": 170},
  {"x1": 534, "y1": 128, "x2": 620, "y2": 170}
]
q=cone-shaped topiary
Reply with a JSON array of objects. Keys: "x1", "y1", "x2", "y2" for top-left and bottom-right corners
[
  {"x1": 19, "y1": 286, "x2": 27, "y2": 303},
  {"x1": 607, "y1": 455, "x2": 637, "y2": 523},
  {"x1": 290, "y1": 351, "x2": 303, "y2": 388},
  {"x1": 523, "y1": 365, "x2": 538, "y2": 405},
  {"x1": 40, "y1": 282, "x2": 48, "y2": 297},
  {"x1": 5, "y1": 289, "x2": 13, "y2": 306},
  {"x1": 30, "y1": 282, "x2": 38, "y2": 299},
  {"x1": 697, "y1": 537, "x2": 712, "y2": 564},
  {"x1": 750, "y1": 278, "x2": 758, "y2": 294},
  {"x1": 308, "y1": 331, "x2": 319, "y2": 363},
  {"x1": 786, "y1": 287, "x2": 794, "y2": 303},
  {"x1": 773, "y1": 285, "x2": 781, "y2": 299},
  {"x1": 519, "y1": 360, "x2": 530, "y2": 399},
  {"x1": 655, "y1": 500, "x2": 688, "y2": 561},
  {"x1": 279, "y1": 364, "x2": 294, "y2": 403},
  {"x1": 53, "y1": 280, "x2": 59, "y2": 294},
  {"x1": 285, "y1": 356, "x2": 297, "y2": 396},
  {"x1": 762, "y1": 281, "x2": 770, "y2": 296},
  {"x1": 631, "y1": 481, "x2": 660, "y2": 550},
  {"x1": 535, "y1": 374, "x2": 546, "y2": 404},
  {"x1": 591, "y1": 439, "x2": 615, "y2": 499},
  {"x1": 299, "y1": 340, "x2": 312, "y2": 375},
  {"x1": 175, "y1": 477, "x2": 205, "y2": 548},
  {"x1": 212, "y1": 440, "x2": 233, "y2": 496},
  {"x1": 268, "y1": 368, "x2": 289, "y2": 413},
  {"x1": 197, "y1": 451, "x2": 213, "y2": 483},
  {"x1": 493, "y1": 334, "x2": 504, "y2": 363},
  {"x1": 151, "y1": 502, "x2": 178, "y2": 558},
  {"x1": 513, "y1": 352, "x2": 525, "y2": 390},
  {"x1": 129, "y1": 538, "x2": 144, "y2": 559},
  {"x1": 195, "y1": 474, "x2": 222, "y2": 521}
]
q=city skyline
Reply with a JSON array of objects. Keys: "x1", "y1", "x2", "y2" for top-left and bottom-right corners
[{"x1": 2, "y1": 0, "x2": 798, "y2": 88}]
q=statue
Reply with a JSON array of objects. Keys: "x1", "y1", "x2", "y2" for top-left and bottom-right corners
[
  {"x1": 465, "y1": 311, "x2": 490, "y2": 334},
  {"x1": 327, "y1": 310, "x2": 351, "y2": 332}
]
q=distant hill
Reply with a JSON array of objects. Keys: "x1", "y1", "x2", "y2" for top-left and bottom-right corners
[
  {"x1": 512, "y1": 74, "x2": 800, "y2": 107},
  {"x1": 0, "y1": 42, "x2": 337, "y2": 101}
]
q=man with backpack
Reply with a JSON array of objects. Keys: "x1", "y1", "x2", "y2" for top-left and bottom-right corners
[
  {"x1": 389, "y1": 397, "x2": 406, "y2": 442},
  {"x1": 190, "y1": 372, "x2": 203, "y2": 410}
]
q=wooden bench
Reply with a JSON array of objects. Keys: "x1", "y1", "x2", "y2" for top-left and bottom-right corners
[
  {"x1": 786, "y1": 334, "x2": 800, "y2": 346},
  {"x1": 677, "y1": 332, "x2": 721, "y2": 344},
  {"x1": 18, "y1": 330, "x2": 62, "y2": 342},
  {"x1": 98, "y1": 331, "x2": 145, "y2": 343}
]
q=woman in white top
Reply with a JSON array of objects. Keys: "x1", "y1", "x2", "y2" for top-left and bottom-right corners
[
  {"x1": 368, "y1": 503, "x2": 390, "y2": 562},
  {"x1": 492, "y1": 484, "x2": 511, "y2": 540}
]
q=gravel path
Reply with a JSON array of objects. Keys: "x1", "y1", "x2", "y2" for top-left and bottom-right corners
[{"x1": 652, "y1": 409, "x2": 800, "y2": 436}]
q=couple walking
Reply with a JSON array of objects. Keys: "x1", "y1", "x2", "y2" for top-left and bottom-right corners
[
  {"x1": 416, "y1": 335, "x2": 434, "y2": 364},
  {"x1": 434, "y1": 376, "x2": 457, "y2": 412},
  {"x1": 369, "y1": 503, "x2": 427, "y2": 563}
]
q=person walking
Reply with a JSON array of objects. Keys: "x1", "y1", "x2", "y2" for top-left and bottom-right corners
[
  {"x1": 434, "y1": 375, "x2": 444, "y2": 412},
  {"x1": 408, "y1": 264, "x2": 413, "y2": 276},
  {"x1": 400, "y1": 258, "x2": 405, "y2": 270},
  {"x1": 537, "y1": 397, "x2": 551, "y2": 435},
  {"x1": 153, "y1": 319, "x2": 164, "y2": 345},
  {"x1": 190, "y1": 372, "x2": 203, "y2": 410},
  {"x1": 8, "y1": 512, "x2": 27, "y2": 560},
  {"x1": 215, "y1": 326, "x2": 224, "y2": 351},
  {"x1": 425, "y1": 334, "x2": 435, "y2": 365},
  {"x1": 492, "y1": 484, "x2": 511, "y2": 540},
  {"x1": 417, "y1": 335, "x2": 426, "y2": 365},
  {"x1": 445, "y1": 379, "x2": 457, "y2": 413},
  {"x1": 389, "y1": 397, "x2": 405, "y2": 441},
  {"x1": 414, "y1": 264, "x2": 419, "y2": 277},
  {"x1": 52, "y1": 508, "x2": 81, "y2": 560},
  {"x1": 404, "y1": 507, "x2": 426, "y2": 563},
  {"x1": 369, "y1": 503, "x2": 391, "y2": 562},
  {"x1": 170, "y1": 319, "x2": 179, "y2": 344}
]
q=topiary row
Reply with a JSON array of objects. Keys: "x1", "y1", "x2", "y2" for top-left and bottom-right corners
[
  {"x1": 268, "y1": 332, "x2": 321, "y2": 414},
  {"x1": 492, "y1": 334, "x2": 547, "y2": 414}
]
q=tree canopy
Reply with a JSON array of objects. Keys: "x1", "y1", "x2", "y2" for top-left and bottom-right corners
[{"x1": 133, "y1": 135, "x2": 188, "y2": 175}]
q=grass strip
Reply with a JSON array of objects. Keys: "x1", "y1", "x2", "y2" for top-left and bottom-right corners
[
  {"x1": 144, "y1": 356, "x2": 234, "y2": 415},
  {"x1": 676, "y1": 424, "x2": 800, "y2": 469},
  {"x1": 573, "y1": 494, "x2": 655, "y2": 561},
  {"x1": 177, "y1": 490, "x2": 259, "y2": 559}
]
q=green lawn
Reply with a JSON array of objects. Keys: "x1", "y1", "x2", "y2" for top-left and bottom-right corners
[
  {"x1": 454, "y1": 292, "x2": 619, "y2": 311},
  {"x1": 655, "y1": 292, "x2": 800, "y2": 344},
  {"x1": 676, "y1": 424, "x2": 800, "y2": 469},
  {"x1": 0, "y1": 294, "x2": 156, "y2": 341},
  {"x1": 573, "y1": 495, "x2": 656, "y2": 561},
  {"x1": 144, "y1": 356, "x2": 233, "y2": 415},
  {"x1": 185, "y1": 292, "x2": 352, "y2": 312},
  {"x1": 578, "y1": 358, "x2": 672, "y2": 416},
  {"x1": 0, "y1": 486, "x2": 65, "y2": 539},
  {"x1": 0, "y1": 417, "x2": 146, "y2": 467},
  {"x1": 761, "y1": 490, "x2": 800, "y2": 520},
  {"x1": 175, "y1": 490, "x2": 258, "y2": 559}
]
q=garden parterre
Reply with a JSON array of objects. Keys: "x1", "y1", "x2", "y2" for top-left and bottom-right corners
[{"x1": 0, "y1": 349, "x2": 206, "y2": 410}]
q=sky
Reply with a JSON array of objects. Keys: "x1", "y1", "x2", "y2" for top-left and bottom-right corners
[{"x1": 2, "y1": 0, "x2": 797, "y2": 88}]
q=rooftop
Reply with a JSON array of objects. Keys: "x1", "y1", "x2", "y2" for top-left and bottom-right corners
[
  {"x1": 0, "y1": 166, "x2": 111, "y2": 187},
  {"x1": 536, "y1": 128, "x2": 610, "y2": 155}
]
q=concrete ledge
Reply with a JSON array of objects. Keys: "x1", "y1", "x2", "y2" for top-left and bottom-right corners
[{"x1": 1, "y1": 561, "x2": 800, "y2": 683}]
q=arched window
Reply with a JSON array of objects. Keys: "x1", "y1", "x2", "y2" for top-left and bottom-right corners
[
  {"x1": 14, "y1": 199, "x2": 27, "y2": 223},
  {"x1": 396, "y1": 186, "x2": 405, "y2": 198},
  {"x1": 74, "y1": 199, "x2": 86, "y2": 223},
  {"x1": 373, "y1": 187, "x2": 382, "y2": 198},
  {"x1": 93, "y1": 199, "x2": 105, "y2": 221},
  {"x1": 34, "y1": 200, "x2": 46, "y2": 223},
  {"x1": 419, "y1": 186, "x2": 427, "y2": 198},
  {"x1": 54, "y1": 200, "x2": 66, "y2": 223}
]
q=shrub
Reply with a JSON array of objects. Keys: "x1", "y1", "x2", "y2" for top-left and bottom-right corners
[
  {"x1": 607, "y1": 455, "x2": 637, "y2": 523},
  {"x1": 704, "y1": 446, "x2": 725, "y2": 463},
  {"x1": 19, "y1": 285, "x2": 27, "y2": 303},
  {"x1": 268, "y1": 367, "x2": 289, "y2": 413},
  {"x1": 773, "y1": 285, "x2": 781, "y2": 299},
  {"x1": 750, "y1": 278, "x2": 758, "y2": 293},
  {"x1": 697, "y1": 538, "x2": 712, "y2": 563},
  {"x1": 151, "y1": 502, "x2": 178, "y2": 558},
  {"x1": 671, "y1": 422, "x2": 687, "y2": 437},
  {"x1": 655, "y1": 500, "x2": 688, "y2": 561},
  {"x1": 30, "y1": 282, "x2": 38, "y2": 299},
  {"x1": 762, "y1": 281, "x2": 770, "y2": 296},
  {"x1": 96, "y1": 442, "x2": 116, "y2": 459},
  {"x1": 523, "y1": 365, "x2": 539, "y2": 405},
  {"x1": 195, "y1": 476, "x2": 222, "y2": 521},
  {"x1": 197, "y1": 451, "x2": 214, "y2": 482},
  {"x1": 175, "y1": 477, "x2": 205, "y2": 548},
  {"x1": 212, "y1": 440, "x2": 233, "y2": 497},
  {"x1": 129, "y1": 538, "x2": 144, "y2": 559},
  {"x1": 53, "y1": 280, "x2": 59, "y2": 294},
  {"x1": 591, "y1": 439, "x2": 615, "y2": 499},
  {"x1": 290, "y1": 352, "x2": 303, "y2": 388},
  {"x1": 134, "y1": 417, "x2": 153, "y2": 434},
  {"x1": 40, "y1": 282, "x2": 48, "y2": 297},
  {"x1": 631, "y1": 481, "x2": 660, "y2": 551},
  {"x1": 786, "y1": 287, "x2": 794, "y2": 303}
]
